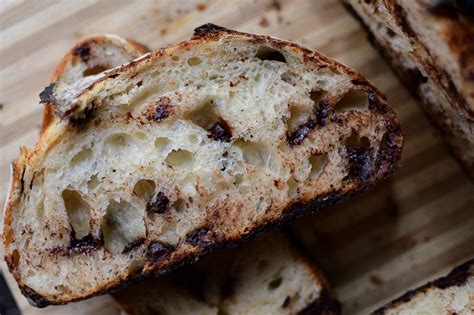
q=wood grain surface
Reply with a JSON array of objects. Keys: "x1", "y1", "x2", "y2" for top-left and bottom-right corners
[{"x1": 0, "y1": 0, "x2": 472, "y2": 314}]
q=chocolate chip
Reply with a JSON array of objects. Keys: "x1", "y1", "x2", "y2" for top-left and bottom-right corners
[
  {"x1": 122, "y1": 238, "x2": 146, "y2": 254},
  {"x1": 347, "y1": 147, "x2": 372, "y2": 182},
  {"x1": 147, "y1": 192, "x2": 170, "y2": 214},
  {"x1": 147, "y1": 241, "x2": 173, "y2": 263},
  {"x1": 39, "y1": 84, "x2": 56, "y2": 104},
  {"x1": 154, "y1": 97, "x2": 171, "y2": 121},
  {"x1": 186, "y1": 227, "x2": 213, "y2": 247},
  {"x1": 208, "y1": 120, "x2": 232, "y2": 142},
  {"x1": 67, "y1": 233, "x2": 101, "y2": 255},
  {"x1": 72, "y1": 43, "x2": 91, "y2": 62}
]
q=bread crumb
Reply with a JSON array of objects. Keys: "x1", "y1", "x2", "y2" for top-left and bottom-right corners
[
  {"x1": 195, "y1": 3, "x2": 207, "y2": 11},
  {"x1": 0, "y1": 103, "x2": 4, "y2": 110},
  {"x1": 161, "y1": 28, "x2": 167, "y2": 35},
  {"x1": 259, "y1": 16, "x2": 269, "y2": 27},
  {"x1": 370, "y1": 274, "x2": 383, "y2": 285},
  {"x1": 272, "y1": 0, "x2": 282, "y2": 11}
]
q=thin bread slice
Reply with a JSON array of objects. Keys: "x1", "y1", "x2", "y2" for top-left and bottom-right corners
[
  {"x1": 115, "y1": 231, "x2": 341, "y2": 315},
  {"x1": 373, "y1": 259, "x2": 474, "y2": 314},
  {"x1": 41, "y1": 34, "x2": 148, "y2": 133},
  {"x1": 4, "y1": 24, "x2": 403, "y2": 306},
  {"x1": 344, "y1": 0, "x2": 474, "y2": 177}
]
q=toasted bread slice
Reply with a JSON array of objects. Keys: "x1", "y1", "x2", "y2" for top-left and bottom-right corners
[
  {"x1": 4, "y1": 24, "x2": 403, "y2": 306},
  {"x1": 373, "y1": 259, "x2": 474, "y2": 314},
  {"x1": 41, "y1": 35, "x2": 340, "y2": 314},
  {"x1": 41, "y1": 34, "x2": 148, "y2": 133},
  {"x1": 115, "y1": 231, "x2": 341, "y2": 315},
  {"x1": 344, "y1": 0, "x2": 474, "y2": 177}
]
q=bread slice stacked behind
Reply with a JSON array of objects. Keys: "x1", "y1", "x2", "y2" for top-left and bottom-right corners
[{"x1": 345, "y1": 0, "x2": 474, "y2": 177}]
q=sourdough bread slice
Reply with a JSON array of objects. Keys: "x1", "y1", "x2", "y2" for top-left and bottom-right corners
[
  {"x1": 40, "y1": 35, "x2": 339, "y2": 315},
  {"x1": 344, "y1": 0, "x2": 474, "y2": 177},
  {"x1": 41, "y1": 34, "x2": 148, "y2": 133},
  {"x1": 115, "y1": 231, "x2": 341, "y2": 315},
  {"x1": 4, "y1": 24, "x2": 403, "y2": 306},
  {"x1": 373, "y1": 259, "x2": 474, "y2": 314}
]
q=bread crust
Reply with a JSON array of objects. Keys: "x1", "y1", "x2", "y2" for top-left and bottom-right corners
[
  {"x1": 373, "y1": 259, "x2": 474, "y2": 314},
  {"x1": 344, "y1": 0, "x2": 474, "y2": 177},
  {"x1": 41, "y1": 35, "x2": 148, "y2": 133},
  {"x1": 4, "y1": 24, "x2": 403, "y2": 306}
]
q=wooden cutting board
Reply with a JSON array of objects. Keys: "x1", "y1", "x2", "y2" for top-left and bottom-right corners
[{"x1": 0, "y1": 0, "x2": 472, "y2": 314}]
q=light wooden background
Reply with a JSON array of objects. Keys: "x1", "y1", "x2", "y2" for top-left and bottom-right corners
[{"x1": 0, "y1": 0, "x2": 473, "y2": 314}]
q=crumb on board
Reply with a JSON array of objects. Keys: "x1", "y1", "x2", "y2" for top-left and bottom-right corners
[
  {"x1": 370, "y1": 274, "x2": 384, "y2": 286},
  {"x1": 259, "y1": 16, "x2": 269, "y2": 27},
  {"x1": 0, "y1": 103, "x2": 4, "y2": 110},
  {"x1": 195, "y1": 3, "x2": 207, "y2": 11},
  {"x1": 160, "y1": 28, "x2": 167, "y2": 35},
  {"x1": 272, "y1": 0, "x2": 282, "y2": 11}
]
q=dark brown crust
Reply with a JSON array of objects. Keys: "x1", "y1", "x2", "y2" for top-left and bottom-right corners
[
  {"x1": 372, "y1": 259, "x2": 474, "y2": 314},
  {"x1": 8, "y1": 24, "x2": 403, "y2": 307},
  {"x1": 297, "y1": 289, "x2": 342, "y2": 315},
  {"x1": 40, "y1": 35, "x2": 148, "y2": 134},
  {"x1": 344, "y1": 0, "x2": 473, "y2": 177}
]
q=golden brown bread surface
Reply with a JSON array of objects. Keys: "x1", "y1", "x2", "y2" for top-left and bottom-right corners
[
  {"x1": 345, "y1": 0, "x2": 474, "y2": 177},
  {"x1": 4, "y1": 24, "x2": 403, "y2": 306}
]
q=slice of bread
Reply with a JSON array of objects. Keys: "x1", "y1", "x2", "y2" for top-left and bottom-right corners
[
  {"x1": 115, "y1": 231, "x2": 341, "y2": 315},
  {"x1": 344, "y1": 0, "x2": 474, "y2": 177},
  {"x1": 39, "y1": 35, "x2": 340, "y2": 315},
  {"x1": 3, "y1": 24, "x2": 403, "y2": 306},
  {"x1": 41, "y1": 34, "x2": 148, "y2": 133},
  {"x1": 373, "y1": 259, "x2": 474, "y2": 314}
]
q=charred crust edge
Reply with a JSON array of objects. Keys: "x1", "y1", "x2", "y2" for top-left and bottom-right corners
[
  {"x1": 373, "y1": 259, "x2": 473, "y2": 314},
  {"x1": 39, "y1": 83, "x2": 56, "y2": 104},
  {"x1": 297, "y1": 288, "x2": 342, "y2": 315},
  {"x1": 192, "y1": 23, "x2": 232, "y2": 38}
]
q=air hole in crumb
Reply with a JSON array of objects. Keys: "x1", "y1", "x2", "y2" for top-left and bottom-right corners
[
  {"x1": 287, "y1": 105, "x2": 311, "y2": 132},
  {"x1": 83, "y1": 65, "x2": 108, "y2": 77},
  {"x1": 54, "y1": 285, "x2": 68, "y2": 293},
  {"x1": 268, "y1": 277, "x2": 283, "y2": 290},
  {"x1": 134, "y1": 132, "x2": 146, "y2": 140},
  {"x1": 310, "y1": 90, "x2": 326, "y2": 105},
  {"x1": 345, "y1": 132, "x2": 371, "y2": 149},
  {"x1": 307, "y1": 154, "x2": 328, "y2": 181},
  {"x1": 172, "y1": 198, "x2": 187, "y2": 212},
  {"x1": 188, "y1": 134, "x2": 199, "y2": 144},
  {"x1": 70, "y1": 148, "x2": 92, "y2": 167},
  {"x1": 256, "y1": 46, "x2": 286, "y2": 63},
  {"x1": 101, "y1": 200, "x2": 146, "y2": 254},
  {"x1": 155, "y1": 137, "x2": 171, "y2": 153},
  {"x1": 335, "y1": 90, "x2": 369, "y2": 112},
  {"x1": 171, "y1": 55, "x2": 179, "y2": 61},
  {"x1": 233, "y1": 139, "x2": 272, "y2": 169},
  {"x1": 87, "y1": 175, "x2": 100, "y2": 190},
  {"x1": 133, "y1": 179, "x2": 156, "y2": 201},
  {"x1": 184, "y1": 99, "x2": 219, "y2": 130},
  {"x1": 187, "y1": 56, "x2": 202, "y2": 66},
  {"x1": 105, "y1": 133, "x2": 133, "y2": 149},
  {"x1": 281, "y1": 71, "x2": 297, "y2": 84},
  {"x1": 165, "y1": 149, "x2": 195, "y2": 168},
  {"x1": 287, "y1": 177, "x2": 298, "y2": 198},
  {"x1": 209, "y1": 74, "x2": 218, "y2": 80},
  {"x1": 62, "y1": 190, "x2": 91, "y2": 239}
]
